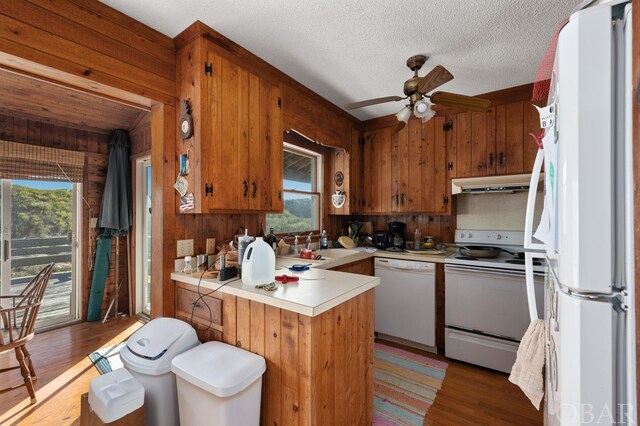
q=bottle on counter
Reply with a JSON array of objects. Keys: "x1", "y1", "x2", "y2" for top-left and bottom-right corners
[
  {"x1": 258, "y1": 222, "x2": 266, "y2": 239},
  {"x1": 320, "y1": 230, "x2": 329, "y2": 249},
  {"x1": 268, "y1": 227, "x2": 277, "y2": 251},
  {"x1": 414, "y1": 228, "x2": 422, "y2": 251},
  {"x1": 183, "y1": 256, "x2": 193, "y2": 274}
]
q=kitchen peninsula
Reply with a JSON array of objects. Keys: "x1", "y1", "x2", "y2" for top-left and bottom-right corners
[{"x1": 171, "y1": 261, "x2": 378, "y2": 425}]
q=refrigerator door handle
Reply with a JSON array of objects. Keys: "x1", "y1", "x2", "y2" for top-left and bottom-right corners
[
  {"x1": 525, "y1": 251, "x2": 545, "y2": 321},
  {"x1": 524, "y1": 148, "x2": 546, "y2": 251}
]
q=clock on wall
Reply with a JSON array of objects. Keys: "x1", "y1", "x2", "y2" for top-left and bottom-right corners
[{"x1": 179, "y1": 99, "x2": 193, "y2": 140}]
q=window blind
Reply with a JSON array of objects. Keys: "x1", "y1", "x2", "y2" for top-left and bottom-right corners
[{"x1": 0, "y1": 141, "x2": 84, "y2": 183}]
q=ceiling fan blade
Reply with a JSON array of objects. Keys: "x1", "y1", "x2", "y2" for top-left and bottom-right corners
[
  {"x1": 393, "y1": 121, "x2": 406, "y2": 134},
  {"x1": 417, "y1": 65, "x2": 454, "y2": 94},
  {"x1": 344, "y1": 96, "x2": 404, "y2": 110},
  {"x1": 430, "y1": 91, "x2": 491, "y2": 112}
]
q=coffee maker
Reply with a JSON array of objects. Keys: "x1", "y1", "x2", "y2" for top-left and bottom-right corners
[{"x1": 386, "y1": 222, "x2": 406, "y2": 252}]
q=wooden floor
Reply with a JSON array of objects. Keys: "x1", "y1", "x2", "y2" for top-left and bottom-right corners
[
  {"x1": 377, "y1": 340, "x2": 543, "y2": 426},
  {"x1": 0, "y1": 320, "x2": 542, "y2": 426},
  {"x1": 0, "y1": 317, "x2": 143, "y2": 426}
]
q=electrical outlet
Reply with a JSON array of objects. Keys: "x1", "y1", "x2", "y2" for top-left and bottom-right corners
[
  {"x1": 176, "y1": 239, "x2": 194, "y2": 258},
  {"x1": 90, "y1": 217, "x2": 98, "y2": 229},
  {"x1": 206, "y1": 238, "x2": 216, "y2": 255}
]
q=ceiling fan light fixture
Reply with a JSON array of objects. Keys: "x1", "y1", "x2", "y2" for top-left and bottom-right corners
[
  {"x1": 414, "y1": 99, "x2": 435, "y2": 122},
  {"x1": 396, "y1": 106, "x2": 412, "y2": 123}
]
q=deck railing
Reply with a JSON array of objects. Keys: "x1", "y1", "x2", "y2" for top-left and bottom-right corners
[{"x1": 11, "y1": 237, "x2": 72, "y2": 268}]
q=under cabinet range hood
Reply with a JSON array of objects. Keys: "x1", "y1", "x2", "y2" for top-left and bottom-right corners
[{"x1": 451, "y1": 173, "x2": 541, "y2": 194}]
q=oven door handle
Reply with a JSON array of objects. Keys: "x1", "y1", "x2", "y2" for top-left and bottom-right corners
[
  {"x1": 525, "y1": 252, "x2": 545, "y2": 321},
  {"x1": 445, "y1": 264, "x2": 542, "y2": 278}
]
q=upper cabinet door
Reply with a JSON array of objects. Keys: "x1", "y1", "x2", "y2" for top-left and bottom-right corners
[
  {"x1": 177, "y1": 38, "x2": 283, "y2": 213},
  {"x1": 447, "y1": 100, "x2": 541, "y2": 179}
]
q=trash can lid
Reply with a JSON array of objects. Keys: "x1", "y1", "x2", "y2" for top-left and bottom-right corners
[
  {"x1": 120, "y1": 318, "x2": 200, "y2": 375},
  {"x1": 171, "y1": 341, "x2": 266, "y2": 398}
]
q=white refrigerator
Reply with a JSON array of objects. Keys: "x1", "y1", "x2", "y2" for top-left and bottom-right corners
[{"x1": 524, "y1": 1, "x2": 637, "y2": 424}]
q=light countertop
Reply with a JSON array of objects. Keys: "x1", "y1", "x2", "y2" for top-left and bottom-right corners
[
  {"x1": 172, "y1": 265, "x2": 379, "y2": 317},
  {"x1": 171, "y1": 246, "x2": 454, "y2": 317}
]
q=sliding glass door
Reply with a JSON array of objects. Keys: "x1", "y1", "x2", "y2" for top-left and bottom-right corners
[{"x1": 0, "y1": 179, "x2": 81, "y2": 328}]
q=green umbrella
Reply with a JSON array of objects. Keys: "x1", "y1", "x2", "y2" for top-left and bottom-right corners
[{"x1": 87, "y1": 130, "x2": 132, "y2": 321}]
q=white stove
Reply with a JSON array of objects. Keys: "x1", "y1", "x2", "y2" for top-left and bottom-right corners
[
  {"x1": 444, "y1": 229, "x2": 545, "y2": 373},
  {"x1": 445, "y1": 230, "x2": 546, "y2": 273}
]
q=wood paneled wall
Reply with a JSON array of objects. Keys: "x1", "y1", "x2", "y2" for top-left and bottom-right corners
[
  {"x1": 0, "y1": 0, "x2": 175, "y2": 106},
  {"x1": 329, "y1": 214, "x2": 456, "y2": 245},
  {"x1": 0, "y1": 0, "x2": 182, "y2": 319},
  {"x1": 0, "y1": 113, "x2": 128, "y2": 320}
]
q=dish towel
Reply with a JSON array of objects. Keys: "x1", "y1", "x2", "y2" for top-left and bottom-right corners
[{"x1": 509, "y1": 319, "x2": 546, "y2": 409}]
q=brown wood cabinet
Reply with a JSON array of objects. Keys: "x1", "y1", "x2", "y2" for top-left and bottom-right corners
[
  {"x1": 176, "y1": 37, "x2": 283, "y2": 213},
  {"x1": 174, "y1": 280, "x2": 374, "y2": 426},
  {"x1": 447, "y1": 100, "x2": 542, "y2": 178},
  {"x1": 361, "y1": 119, "x2": 450, "y2": 214}
]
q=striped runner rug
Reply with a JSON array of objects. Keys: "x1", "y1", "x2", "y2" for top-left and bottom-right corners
[{"x1": 373, "y1": 342, "x2": 448, "y2": 426}]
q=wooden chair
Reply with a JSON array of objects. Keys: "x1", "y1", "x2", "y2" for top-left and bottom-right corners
[{"x1": 0, "y1": 263, "x2": 55, "y2": 404}]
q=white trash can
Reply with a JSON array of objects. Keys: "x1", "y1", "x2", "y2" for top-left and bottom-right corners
[
  {"x1": 171, "y1": 341, "x2": 267, "y2": 426},
  {"x1": 120, "y1": 317, "x2": 200, "y2": 426}
]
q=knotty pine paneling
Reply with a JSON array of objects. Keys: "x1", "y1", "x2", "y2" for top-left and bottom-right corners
[
  {"x1": 329, "y1": 214, "x2": 456, "y2": 246},
  {"x1": 175, "y1": 280, "x2": 375, "y2": 426},
  {"x1": 0, "y1": 0, "x2": 175, "y2": 105}
]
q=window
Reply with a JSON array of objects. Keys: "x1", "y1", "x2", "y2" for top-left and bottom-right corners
[{"x1": 266, "y1": 144, "x2": 321, "y2": 234}]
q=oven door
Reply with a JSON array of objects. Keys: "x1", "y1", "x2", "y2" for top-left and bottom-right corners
[{"x1": 445, "y1": 265, "x2": 544, "y2": 340}]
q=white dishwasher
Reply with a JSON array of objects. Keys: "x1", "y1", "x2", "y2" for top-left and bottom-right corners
[{"x1": 374, "y1": 258, "x2": 436, "y2": 348}]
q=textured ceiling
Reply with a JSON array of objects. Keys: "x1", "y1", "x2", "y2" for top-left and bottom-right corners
[{"x1": 100, "y1": 0, "x2": 577, "y2": 120}]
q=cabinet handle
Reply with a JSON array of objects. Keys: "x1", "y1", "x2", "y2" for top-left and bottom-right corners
[
  {"x1": 499, "y1": 152, "x2": 504, "y2": 165},
  {"x1": 205, "y1": 183, "x2": 214, "y2": 197},
  {"x1": 191, "y1": 301, "x2": 202, "y2": 308},
  {"x1": 401, "y1": 194, "x2": 405, "y2": 205},
  {"x1": 278, "y1": 190, "x2": 282, "y2": 201},
  {"x1": 243, "y1": 180, "x2": 248, "y2": 197},
  {"x1": 395, "y1": 194, "x2": 399, "y2": 205},
  {"x1": 443, "y1": 195, "x2": 449, "y2": 205},
  {"x1": 252, "y1": 181, "x2": 257, "y2": 197},
  {"x1": 489, "y1": 153, "x2": 494, "y2": 166},
  {"x1": 447, "y1": 162, "x2": 453, "y2": 171}
]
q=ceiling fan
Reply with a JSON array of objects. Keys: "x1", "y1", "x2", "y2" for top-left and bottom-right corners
[{"x1": 344, "y1": 55, "x2": 491, "y2": 133}]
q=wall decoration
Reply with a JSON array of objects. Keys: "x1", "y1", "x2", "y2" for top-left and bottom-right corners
[{"x1": 179, "y1": 99, "x2": 194, "y2": 140}]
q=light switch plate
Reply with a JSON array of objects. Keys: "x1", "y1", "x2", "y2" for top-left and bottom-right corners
[
  {"x1": 90, "y1": 217, "x2": 98, "y2": 229},
  {"x1": 206, "y1": 238, "x2": 216, "y2": 255},
  {"x1": 177, "y1": 239, "x2": 194, "y2": 258}
]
